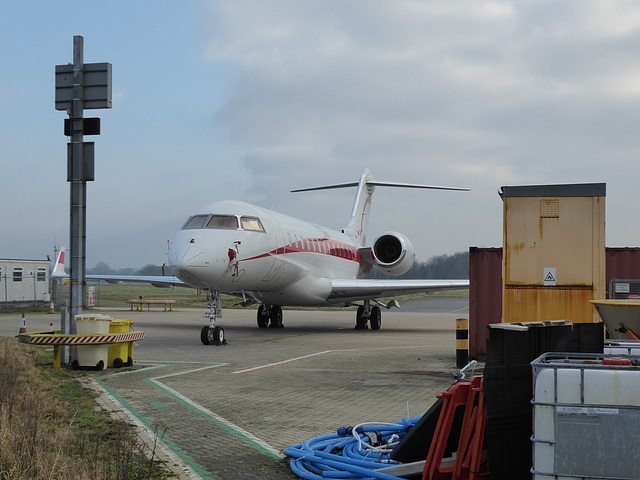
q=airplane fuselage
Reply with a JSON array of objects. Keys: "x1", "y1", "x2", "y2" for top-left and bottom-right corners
[
  {"x1": 168, "y1": 200, "x2": 362, "y2": 307},
  {"x1": 52, "y1": 169, "x2": 469, "y2": 345}
]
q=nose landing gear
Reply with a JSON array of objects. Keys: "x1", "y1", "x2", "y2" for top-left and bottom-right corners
[
  {"x1": 201, "y1": 290, "x2": 227, "y2": 345},
  {"x1": 201, "y1": 325, "x2": 225, "y2": 345}
]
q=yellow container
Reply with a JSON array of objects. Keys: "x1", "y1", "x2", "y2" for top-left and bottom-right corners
[
  {"x1": 75, "y1": 314, "x2": 112, "y2": 370},
  {"x1": 108, "y1": 320, "x2": 135, "y2": 368}
]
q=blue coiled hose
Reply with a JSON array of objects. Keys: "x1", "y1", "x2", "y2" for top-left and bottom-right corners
[{"x1": 283, "y1": 417, "x2": 421, "y2": 480}]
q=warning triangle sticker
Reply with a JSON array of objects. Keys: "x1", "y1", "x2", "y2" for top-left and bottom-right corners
[{"x1": 545, "y1": 272, "x2": 556, "y2": 282}]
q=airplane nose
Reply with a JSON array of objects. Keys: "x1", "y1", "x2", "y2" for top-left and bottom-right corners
[
  {"x1": 168, "y1": 233, "x2": 230, "y2": 289},
  {"x1": 169, "y1": 234, "x2": 208, "y2": 286}
]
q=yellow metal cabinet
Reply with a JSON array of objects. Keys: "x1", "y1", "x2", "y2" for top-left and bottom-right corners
[{"x1": 500, "y1": 184, "x2": 606, "y2": 324}]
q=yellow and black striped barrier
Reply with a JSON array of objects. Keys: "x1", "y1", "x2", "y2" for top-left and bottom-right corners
[{"x1": 456, "y1": 318, "x2": 469, "y2": 369}]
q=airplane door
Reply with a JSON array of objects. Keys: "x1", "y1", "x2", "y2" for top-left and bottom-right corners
[{"x1": 261, "y1": 222, "x2": 285, "y2": 282}]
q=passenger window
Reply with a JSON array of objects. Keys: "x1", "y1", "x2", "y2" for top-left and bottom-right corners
[
  {"x1": 207, "y1": 215, "x2": 239, "y2": 230},
  {"x1": 181, "y1": 215, "x2": 209, "y2": 230},
  {"x1": 240, "y1": 217, "x2": 265, "y2": 232}
]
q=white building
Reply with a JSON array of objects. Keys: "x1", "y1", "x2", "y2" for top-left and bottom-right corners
[{"x1": 0, "y1": 257, "x2": 51, "y2": 306}]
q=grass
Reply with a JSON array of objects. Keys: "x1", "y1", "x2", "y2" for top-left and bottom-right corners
[
  {"x1": 0, "y1": 339, "x2": 173, "y2": 480},
  {"x1": 88, "y1": 283, "x2": 214, "y2": 309},
  {"x1": 86, "y1": 282, "x2": 468, "y2": 310}
]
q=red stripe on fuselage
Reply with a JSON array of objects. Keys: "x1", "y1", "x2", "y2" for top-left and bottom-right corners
[{"x1": 241, "y1": 238, "x2": 360, "y2": 263}]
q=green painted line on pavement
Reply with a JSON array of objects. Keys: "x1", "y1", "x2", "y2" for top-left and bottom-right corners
[
  {"x1": 145, "y1": 365, "x2": 283, "y2": 460},
  {"x1": 96, "y1": 376, "x2": 214, "y2": 480}
]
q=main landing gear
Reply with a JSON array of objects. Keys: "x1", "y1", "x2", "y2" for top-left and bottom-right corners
[
  {"x1": 257, "y1": 304, "x2": 284, "y2": 328},
  {"x1": 355, "y1": 299, "x2": 382, "y2": 330},
  {"x1": 201, "y1": 290, "x2": 226, "y2": 346}
]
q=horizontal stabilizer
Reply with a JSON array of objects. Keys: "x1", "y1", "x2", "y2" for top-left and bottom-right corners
[
  {"x1": 292, "y1": 168, "x2": 469, "y2": 248},
  {"x1": 292, "y1": 180, "x2": 469, "y2": 193}
]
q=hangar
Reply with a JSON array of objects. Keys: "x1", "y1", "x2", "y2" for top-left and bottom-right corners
[{"x1": 0, "y1": 257, "x2": 51, "y2": 308}]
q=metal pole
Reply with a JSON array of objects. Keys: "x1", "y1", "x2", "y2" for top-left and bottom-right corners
[
  {"x1": 60, "y1": 306, "x2": 68, "y2": 366},
  {"x1": 69, "y1": 35, "x2": 85, "y2": 335}
]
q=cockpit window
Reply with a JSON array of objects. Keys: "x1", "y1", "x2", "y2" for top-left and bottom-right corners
[
  {"x1": 240, "y1": 216, "x2": 265, "y2": 232},
  {"x1": 181, "y1": 215, "x2": 209, "y2": 230},
  {"x1": 181, "y1": 214, "x2": 263, "y2": 232},
  {"x1": 206, "y1": 215, "x2": 239, "y2": 230}
]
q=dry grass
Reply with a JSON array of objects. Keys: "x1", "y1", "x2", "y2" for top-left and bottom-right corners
[{"x1": 0, "y1": 339, "x2": 171, "y2": 480}]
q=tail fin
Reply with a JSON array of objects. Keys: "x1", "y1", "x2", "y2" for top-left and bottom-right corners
[
  {"x1": 51, "y1": 247, "x2": 67, "y2": 277},
  {"x1": 292, "y1": 169, "x2": 469, "y2": 247},
  {"x1": 292, "y1": 169, "x2": 374, "y2": 246},
  {"x1": 344, "y1": 169, "x2": 375, "y2": 246}
]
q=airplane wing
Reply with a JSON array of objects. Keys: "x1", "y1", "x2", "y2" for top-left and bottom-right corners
[
  {"x1": 86, "y1": 274, "x2": 186, "y2": 289},
  {"x1": 51, "y1": 247, "x2": 187, "y2": 288},
  {"x1": 327, "y1": 278, "x2": 469, "y2": 303}
]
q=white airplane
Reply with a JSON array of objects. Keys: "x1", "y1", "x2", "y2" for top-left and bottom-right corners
[{"x1": 53, "y1": 169, "x2": 469, "y2": 345}]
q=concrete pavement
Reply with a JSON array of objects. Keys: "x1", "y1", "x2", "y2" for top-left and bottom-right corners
[{"x1": 1, "y1": 298, "x2": 469, "y2": 480}]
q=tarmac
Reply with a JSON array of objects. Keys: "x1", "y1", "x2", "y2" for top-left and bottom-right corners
[{"x1": 1, "y1": 297, "x2": 470, "y2": 480}]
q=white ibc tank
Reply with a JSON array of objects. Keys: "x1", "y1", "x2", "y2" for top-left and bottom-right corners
[
  {"x1": 604, "y1": 340, "x2": 640, "y2": 356},
  {"x1": 75, "y1": 314, "x2": 112, "y2": 370},
  {"x1": 531, "y1": 353, "x2": 640, "y2": 480}
]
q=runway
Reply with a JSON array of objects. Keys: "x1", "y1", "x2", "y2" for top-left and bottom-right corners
[{"x1": 1, "y1": 298, "x2": 469, "y2": 480}]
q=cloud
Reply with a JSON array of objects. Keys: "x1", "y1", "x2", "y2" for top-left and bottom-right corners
[
  {"x1": 5, "y1": 0, "x2": 640, "y2": 267},
  {"x1": 190, "y1": 0, "x2": 640, "y2": 258}
]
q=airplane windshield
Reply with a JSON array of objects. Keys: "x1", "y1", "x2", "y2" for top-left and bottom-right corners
[
  {"x1": 181, "y1": 215, "x2": 209, "y2": 230},
  {"x1": 181, "y1": 214, "x2": 264, "y2": 232},
  {"x1": 181, "y1": 214, "x2": 239, "y2": 230},
  {"x1": 240, "y1": 216, "x2": 265, "y2": 232},
  {"x1": 206, "y1": 215, "x2": 239, "y2": 229}
]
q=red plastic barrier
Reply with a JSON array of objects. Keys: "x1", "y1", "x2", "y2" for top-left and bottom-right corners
[{"x1": 422, "y1": 376, "x2": 488, "y2": 480}]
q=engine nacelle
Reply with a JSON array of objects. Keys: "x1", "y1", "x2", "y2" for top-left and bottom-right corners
[{"x1": 371, "y1": 231, "x2": 416, "y2": 276}]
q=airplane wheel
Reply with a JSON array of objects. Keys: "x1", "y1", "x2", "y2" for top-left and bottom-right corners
[
  {"x1": 257, "y1": 305, "x2": 269, "y2": 328},
  {"x1": 212, "y1": 326, "x2": 225, "y2": 345},
  {"x1": 200, "y1": 326, "x2": 211, "y2": 345},
  {"x1": 370, "y1": 307, "x2": 382, "y2": 330},
  {"x1": 355, "y1": 306, "x2": 367, "y2": 330},
  {"x1": 269, "y1": 306, "x2": 283, "y2": 328}
]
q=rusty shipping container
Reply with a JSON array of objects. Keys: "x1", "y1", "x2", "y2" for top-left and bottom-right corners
[
  {"x1": 470, "y1": 246, "x2": 640, "y2": 357},
  {"x1": 469, "y1": 247, "x2": 502, "y2": 359}
]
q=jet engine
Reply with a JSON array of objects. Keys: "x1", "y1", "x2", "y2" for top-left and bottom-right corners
[{"x1": 371, "y1": 231, "x2": 416, "y2": 276}]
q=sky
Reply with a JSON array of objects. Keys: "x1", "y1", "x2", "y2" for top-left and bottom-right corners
[{"x1": 2, "y1": 1, "x2": 640, "y2": 269}]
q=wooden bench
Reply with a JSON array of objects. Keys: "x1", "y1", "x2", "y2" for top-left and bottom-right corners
[{"x1": 127, "y1": 299, "x2": 176, "y2": 312}]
